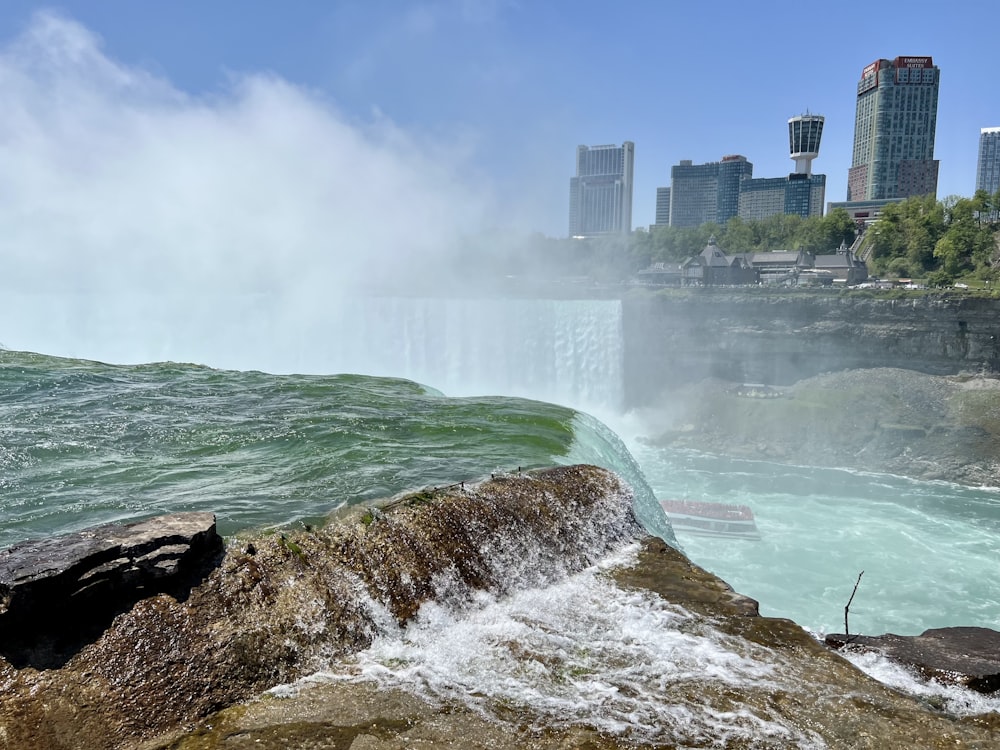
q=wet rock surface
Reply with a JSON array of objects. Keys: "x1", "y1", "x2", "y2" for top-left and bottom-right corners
[
  {"x1": 0, "y1": 466, "x2": 642, "y2": 749},
  {"x1": 143, "y1": 539, "x2": 1000, "y2": 750},
  {"x1": 0, "y1": 467, "x2": 998, "y2": 749},
  {"x1": 0, "y1": 512, "x2": 222, "y2": 668},
  {"x1": 826, "y1": 627, "x2": 1000, "y2": 694}
]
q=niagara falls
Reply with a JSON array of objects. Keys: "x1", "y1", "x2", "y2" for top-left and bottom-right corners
[{"x1": 1, "y1": 5, "x2": 999, "y2": 749}]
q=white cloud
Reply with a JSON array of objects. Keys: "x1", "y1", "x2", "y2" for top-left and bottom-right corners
[{"x1": 0, "y1": 11, "x2": 488, "y2": 297}]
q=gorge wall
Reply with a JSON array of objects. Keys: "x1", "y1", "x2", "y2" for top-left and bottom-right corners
[{"x1": 622, "y1": 291, "x2": 1000, "y2": 407}]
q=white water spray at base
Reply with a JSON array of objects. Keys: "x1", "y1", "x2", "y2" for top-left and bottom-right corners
[{"x1": 279, "y1": 546, "x2": 824, "y2": 748}]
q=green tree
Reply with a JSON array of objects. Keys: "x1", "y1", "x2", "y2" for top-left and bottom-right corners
[
  {"x1": 926, "y1": 269, "x2": 954, "y2": 287},
  {"x1": 818, "y1": 208, "x2": 858, "y2": 251},
  {"x1": 867, "y1": 195, "x2": 944, "y2": 277},
  {"x1": 720, "y1": 217, "x2": 754, "y2": 253}
]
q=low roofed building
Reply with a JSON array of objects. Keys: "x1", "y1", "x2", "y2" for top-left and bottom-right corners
[{"x1": 680, "y1": 236, "x2": 757, "y2": 286}]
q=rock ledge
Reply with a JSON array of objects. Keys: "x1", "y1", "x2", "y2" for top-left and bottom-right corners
[{"x1": 826, "y1": 626, "x2": 1000, "y2": 694}]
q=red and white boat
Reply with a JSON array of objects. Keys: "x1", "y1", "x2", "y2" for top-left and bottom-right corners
[{"x1": 660, "y1": 499, "x2": 760, "y2": 540}]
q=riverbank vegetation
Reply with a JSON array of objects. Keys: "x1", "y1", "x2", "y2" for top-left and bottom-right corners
[
  {"x1": 865, "y1": 191, "x2": 1000, "y2": 286},
  {"x1": 453, "y1": 191, "x2": 1000, "y2": 291}
]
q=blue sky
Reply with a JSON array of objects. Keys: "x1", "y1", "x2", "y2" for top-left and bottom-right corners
[{"x1": 0, "y1": 1, "x2": 994, "y2": 238}]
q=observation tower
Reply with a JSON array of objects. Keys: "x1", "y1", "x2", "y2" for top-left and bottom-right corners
[{"x1": 788, "y1": 113, "x2": 824, "y2": 176}]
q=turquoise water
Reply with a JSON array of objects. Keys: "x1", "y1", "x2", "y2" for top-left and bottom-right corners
[{"x1": 631, "y1": 442, "x2": 1000, "y2": 637}]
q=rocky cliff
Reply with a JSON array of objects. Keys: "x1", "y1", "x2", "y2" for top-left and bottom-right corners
[
  {"x1": 646, "y1": 367, "x2": 1000, "y2": 486},
  {"x1": 622, "y1": 290, "x2": 1000, "y2": 407}
]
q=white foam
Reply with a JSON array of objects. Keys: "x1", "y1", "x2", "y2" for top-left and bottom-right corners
[
  {"x1": 837, "y1": 647, "x2": 1000, "y2": 717},
  {"x1": 292, "y1": 546, "x2": 824, "y2": 747}
]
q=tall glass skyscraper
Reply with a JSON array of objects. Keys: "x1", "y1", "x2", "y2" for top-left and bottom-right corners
[
  {"x1": 977, "y1": 128, "x2": 1000, "y2": 195},
  {"x1": 847, "y1": 56, "x2": 940, "y2": 201},
  {"x1": 667, "y1": 155, "x2": 752, "y2": 228},
  {"x1": 568, "y1": 142, "x2": 634, "y2": 237}
]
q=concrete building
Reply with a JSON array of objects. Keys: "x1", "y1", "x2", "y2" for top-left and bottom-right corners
[
  {"x1": 667, "y1": 155, "x2": 752, "y2": 228},
  {"x1": 847, "y1": 56, "x2": 940, "y2": 202},
  {"x1": 826, "y1": 197, "x2": 899, "y2": 225},
  {"x1": 977, "y1": 127, "x2": 1000, "y2": 195},
  {"x1": 739, "y1": 173, "x2": 826, "y2": 221},
  {"x1": 568, "y1": 142, "x2": 634, "y2": 237},
  {"x1": 654, "y1": 187, "x2": 671, "y2": 226}
]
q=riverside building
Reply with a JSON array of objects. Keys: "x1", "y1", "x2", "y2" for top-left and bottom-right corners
[
  {"x1": 846, "y1": 56, "x2": 940, "y2": 202},
  {"x1": 568, "y1": 142, "x2": 635, "y2": 237},
  {"x1": 977, "y1": 127, "x2": 1000, "y2": 195}
]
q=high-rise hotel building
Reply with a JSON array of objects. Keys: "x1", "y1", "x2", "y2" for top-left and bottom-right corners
[
  {"x1": 568, "y1": 142, "x2": 634, "y2": 237},
  {"x1": 666, "y1": 155, "x2": 752, "y2": 228},
  {"x1": 847, "y1": 56, "x2": 940, "y2": 201},
  {"x1": 977, "y1": 127, "x2": 1000, "y2": 196}
]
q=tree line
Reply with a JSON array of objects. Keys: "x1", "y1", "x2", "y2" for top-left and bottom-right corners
[
  {"x1": 630, "y1": 209, "x2": 858, "y2": 266},
  {"x1": 865, "y1": 190, "x2": 1000, "y2": 285},
  {"x1": 451, "y1": 190, "x2": 1000, "y2": 286}
]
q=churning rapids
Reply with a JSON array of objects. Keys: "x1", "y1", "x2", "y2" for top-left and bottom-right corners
[{"x1": 3, "y1": 293, "x2": 1000, "y2": 740}]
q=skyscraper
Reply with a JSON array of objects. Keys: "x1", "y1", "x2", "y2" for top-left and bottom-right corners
[
  {"x1": 667, "y1": 155, "x2": 752, "y2": 228},
  {"x1": 738, "y1": 173, "x2": 826, "y2": 221},
  {"x1": 568, "y1": 142, "x2": 634, "y2": 237},
  {"x1": 977, "y1": 127, "x2": 1000, "y2": 195},
  {"x1": 847, "y1": 56, "x2": 940, "y2": 201},
  {"x1": 654, "y1": 187, "x2": 671, "y2": 226}
]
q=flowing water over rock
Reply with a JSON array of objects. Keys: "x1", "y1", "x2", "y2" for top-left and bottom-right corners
[{"x1": 3, "y1": 468, "x2": 998, "y2": 749}]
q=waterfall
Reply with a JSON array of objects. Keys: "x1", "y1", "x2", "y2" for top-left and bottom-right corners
[
  {"x1": 329, "y1": 297, "x2": 625, "y2": 410},
  {"x1": 1, "y1": 293, "x2": 625, "y2": 412}
]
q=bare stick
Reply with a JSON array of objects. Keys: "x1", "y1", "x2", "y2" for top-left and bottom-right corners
[{"x1": 844, "y1": 570, "x2": 864, "y2": 638}]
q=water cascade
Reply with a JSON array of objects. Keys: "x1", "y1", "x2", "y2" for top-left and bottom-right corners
[{"x1": 0, "y1": 294, "x2": 625, "y2": 413}]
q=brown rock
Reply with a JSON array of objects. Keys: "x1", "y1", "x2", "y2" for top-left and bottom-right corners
[
  {"x1": 826, "y1": 626, "x2": 1000, "y2": 693},
  {"x1": 0, "y1": 512, "x2": 222, "y2": 668}
]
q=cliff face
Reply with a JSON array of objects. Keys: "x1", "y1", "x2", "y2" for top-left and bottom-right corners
[
  {"x1": 649, "y1": 368, "x2": 1000, "y2": 486},
  {"x1": 622, "y1": 291, "x2": 1000, "y2": 407}
]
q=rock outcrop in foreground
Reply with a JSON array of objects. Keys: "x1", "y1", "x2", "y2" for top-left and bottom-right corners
[
  {"x1": 0, "y1": 466, "x2": 997, "y2": 749},
  {"x1": 0, "y1": 513, "x2": 222, "y2": 668}
]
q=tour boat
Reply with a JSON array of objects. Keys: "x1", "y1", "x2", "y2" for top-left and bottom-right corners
[{"x1": 660, "y1": 499, "x2": 760, "y2": 540}]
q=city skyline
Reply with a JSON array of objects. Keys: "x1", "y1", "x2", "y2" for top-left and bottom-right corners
[
  {"x1": 660, "y1": 114, "x2": 827, "y2": 228},
  {"x1": 0, "y1": 2, "x2": 994, "y2": 236}
]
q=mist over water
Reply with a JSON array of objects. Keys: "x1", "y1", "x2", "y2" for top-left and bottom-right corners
[{"x1": 0, "y1": 12, "x2": 489, "y2": 324}]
